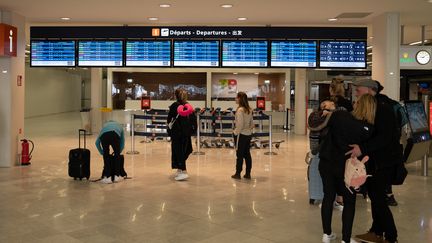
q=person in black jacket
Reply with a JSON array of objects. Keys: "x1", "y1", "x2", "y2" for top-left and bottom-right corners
[
  {"x1": 347, "y1": 79, "x2": 400, "y2": 243},
  {"x1": 167, "y1": 88, "x2": 197, "y2": 181},
  {"x1": 319, "y1": 94, "x2": 376, "y2": 243}
]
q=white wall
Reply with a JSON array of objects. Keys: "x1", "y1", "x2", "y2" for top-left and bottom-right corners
[{"x1": 25, "y1": 66, "x2": 82, "y2": 118}]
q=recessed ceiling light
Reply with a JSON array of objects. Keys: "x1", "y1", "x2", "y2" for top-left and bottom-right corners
[
  {"x1": 61, "y1": 17, "x2": 70, "y2": 21},
  {"x1": 369, "y1": 36, "x2": 374, "y2": 39},
  {"x1": 127, "y1": 79, "x2": 133, "y2": 83},
  {"x1": 254, "y1": 73, "x2": 259, "y2": 75},
  {"x1": 148, "y1": 17, "x2": 159, "y2": 21},
  {"x1": 328, "y1": 18, "x2": 338, "y2": 22},
  {"x1": 2, "y1": 70, "x2": 8, "y2": 74},
  {"x1": 237, "y1": 17, "x2": 247, "y2": 21},
  {"x1": 221, "y1": 4, "x2": 233, "y2": 8},
  {"x1": 233, "y1": 72, "x2": 238, "y2": 75},
  {"x1": 159, "y1": 4, "x2": 171, "y2": 8}
]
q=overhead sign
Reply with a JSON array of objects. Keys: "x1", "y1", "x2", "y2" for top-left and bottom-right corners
[
  {"x1": 400, "y1": 45, "x2": 432, "y2": 70},
  {"x1": 31, "y1": 26, "x2": 367, "y2": 40},
  {"x1": 0, "y1": 23, "x2": 17, "y2": 57}
]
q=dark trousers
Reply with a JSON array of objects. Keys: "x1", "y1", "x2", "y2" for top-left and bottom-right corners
[
  {"x1": 319, "y1": 160, "x2": 356, "y2": 242},
  {"x1": 367, "y1": 168, "x2": 398, "y2": 241},
  {"x1": 171, "y1": 136, "x2": 192, "y2": 171},
  {"x1": 234, "y1": 134, "x2": 252, "y2": 175},
  {"x1": 100, "y1": 131, "x2": 121, "y2": 178}
]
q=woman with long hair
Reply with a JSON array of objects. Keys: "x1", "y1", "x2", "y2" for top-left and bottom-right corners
[
  {"x1": 319, "y1": 94, "x2": 376, "y2": 243},
  {"x1": 231, "y1": 92, "x2": 254, "y2": 180},
  {"x1": 329, "y1": 77, "x2": 353, "y2": 112},
  {"x1": 167, "y1": 88, "x2": 196, "y2": 181}
]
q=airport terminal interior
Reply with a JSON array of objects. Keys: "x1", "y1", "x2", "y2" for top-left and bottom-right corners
[{"x1": 1, "y1": 1, "x2": 432, "y2": 242}]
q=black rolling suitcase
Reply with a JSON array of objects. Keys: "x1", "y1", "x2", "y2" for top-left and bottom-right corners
[{"x1": 68, "y1": 129, "x2": 90, "y2": 180}]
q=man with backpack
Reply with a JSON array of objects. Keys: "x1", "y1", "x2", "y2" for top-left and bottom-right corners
[
  {"x1": 346, "y1": 79, "x2": 402, "y2": 243},
  {"x1": 375, "y1": 81, "x2": 408, "y2": 206}
]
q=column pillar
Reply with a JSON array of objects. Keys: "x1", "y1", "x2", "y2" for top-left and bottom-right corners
[
  {"x1": 91, "y1": 68, "x2": 103, "y2": 133},
  {"x1": 0, "y1": 10, "x2": 26, "y2": 167},
  {"x1": 294, "y1": 69, "x2": 307, "y2": 135},
  {"x1": 372, "y1": 12, "x2": 401, "y2": 100}
]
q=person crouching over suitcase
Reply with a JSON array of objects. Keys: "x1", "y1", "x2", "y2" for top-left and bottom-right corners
[{"x1": 95, "y1": 120, "x2": 125, "y2": 184}]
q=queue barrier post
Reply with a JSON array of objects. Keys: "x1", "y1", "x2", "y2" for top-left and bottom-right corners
[
  {"x1": 264, "y1": 115, "x2": 277, "y2": 156},
  {"x1": 192, "y1": 114, "x2": 205, "y2": 155},
  {"x1": 126, "y1": 113, "x2": 140, "y2": 155}
]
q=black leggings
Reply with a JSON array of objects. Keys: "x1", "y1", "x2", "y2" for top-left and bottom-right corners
[
  {"x1": 320, "y1": 160, "x2": 356, "y2": 242},
  {"x1": 367, "y1": 168, "x2": 398, "y2": 241},
  {"x1": 171, "y1": 136, "x2": 192, "y2": 171},
  {"x1": 234, "y1": 134, "x2": 252, "y2": 175},
  {"x1": 100, "y1": 131, "x2": 121, "y2": 178}
]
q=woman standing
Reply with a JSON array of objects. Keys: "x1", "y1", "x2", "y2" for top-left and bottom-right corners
[
  {"x1": 167, "y1": 88, "x2": 196, "y2": 181},
  {"x1": 231, "y1": 92, "x2": 254, "y2": 180},
  {"x1": 319, "y1": 94, "x2": 376, "y2": 243}
]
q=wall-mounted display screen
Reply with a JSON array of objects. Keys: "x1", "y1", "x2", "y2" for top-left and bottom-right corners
[
  {"x1": 270, "y1": 41, "x2": 316, "y2": 67},
  {"x1": 31, "y1": 41, "x2": 76, "y2": 66},
  {"x1": 126, "y1": 41, "x2": 171, "y2": 67},
  {"x1": 222, "y1": 41, "x2": 268, "y2": 67},
  {"x1": 173, "y1": 41, "x2": 219, "y2": 67},
  {"x1": 78, "y1": 40, "x2": 123, "y2": 66},
  {"x1": 319, "y1": 41, "x2": 366, "y2": 68}
]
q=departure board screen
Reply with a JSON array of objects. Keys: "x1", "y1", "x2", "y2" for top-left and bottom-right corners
[
  {"x1": 222, "y1": 41, "x2": 268, "y2": 67},
  {"x1": 270, "y1": 41, "x2": 317, "y2": 67},
  {"x1": 319, "y1": 41, "x2": 366, "y2": 68},
  {"x1": 78, "y1": 41, "x2": 123, "y2": 66},
  {"x1": 126, "y1": 41, "x2": 171, "y2": 66},
  {"x1": 173, "y1": 41, "x2": 219, "y2": 67},
  {"x1": 31, "y1": 41, "x2": 76, "y2": 66}
]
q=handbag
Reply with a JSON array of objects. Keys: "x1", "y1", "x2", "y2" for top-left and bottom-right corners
[{"x1": 392, "y1": 162, "x2": 408, "y2": 185}]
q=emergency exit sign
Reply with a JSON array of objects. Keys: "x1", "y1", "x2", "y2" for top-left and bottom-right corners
[{"x1": 0, "y1": 23, "x2": 17, "y2": 57}]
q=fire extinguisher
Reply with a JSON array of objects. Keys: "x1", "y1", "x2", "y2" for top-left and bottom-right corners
[{"x1": 21, "y1": 139, "x2": 34, "y2": 166}]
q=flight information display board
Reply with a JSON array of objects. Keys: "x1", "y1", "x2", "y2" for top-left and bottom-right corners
[
  {"x1": 126, "y1": 41, "x2": 171, "y2": 66},
  {"x1": 319, "y1": 41, "x2": 366, "y2": 68},
  {"x1": 31, "y1": 41, "x2": 76, "y2": 66},
  {"x1": 173, "y1": 41, "x2": 219, "y2": 67},
  {"x1": 78, "y1": 41, "x2": 123, "y2": 66},
  {"x1": 222, "y1": 41, "x2": 268, "y2": 67},
  {"x1": 270, "y1": 41, "x2": 317, "y2": 67}
]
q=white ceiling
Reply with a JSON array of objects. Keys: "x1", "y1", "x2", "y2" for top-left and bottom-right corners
[{"x1": 1, "y1": 0, "x2": 432, "y2": 43}]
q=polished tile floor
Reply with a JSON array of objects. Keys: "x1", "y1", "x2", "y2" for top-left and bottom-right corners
[{"x1": 1, "y1": 112, "x2": 431, "y2": 242}]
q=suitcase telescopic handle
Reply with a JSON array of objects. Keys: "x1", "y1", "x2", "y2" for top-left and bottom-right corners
[{"x1": 79, "y1": 129, "x2": 86, "y2": 149}]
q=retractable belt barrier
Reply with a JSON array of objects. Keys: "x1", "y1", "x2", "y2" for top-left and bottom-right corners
[{"x1": 127, "y1": 108, "x2": 280, "y2": 156}]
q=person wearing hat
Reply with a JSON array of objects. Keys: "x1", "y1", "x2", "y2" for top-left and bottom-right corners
[{"x1": 347, "y1": 79, "x2": 400, "y2": 243}]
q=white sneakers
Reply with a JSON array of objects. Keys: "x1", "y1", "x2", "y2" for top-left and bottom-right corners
[
  {"x1": 333, "y1": 201, "x2": 344, "y2": 211},
  {"x1": 100, "y1": 176, "x2": 124, "y2": 184},
  {"x1": 322, "y1": 233, "x2": 337, "y2": 243},
  {"x1": 100, "y1": 177, "x2": 113, "y2": 184},
  {"x1": 322, "y1": 233, "x2": 358, "y2": 243},
  {"x1": 175, "y1": 171, "x2": 189, "y2": 181}
]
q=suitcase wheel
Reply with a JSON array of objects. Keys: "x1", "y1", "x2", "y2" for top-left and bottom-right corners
[
  {"x1": 79, "y1": 178, "x2": 83, "y2": 181},
  {"x1": 73, "y1": 177, "x2": 77, "y2": 180}
]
